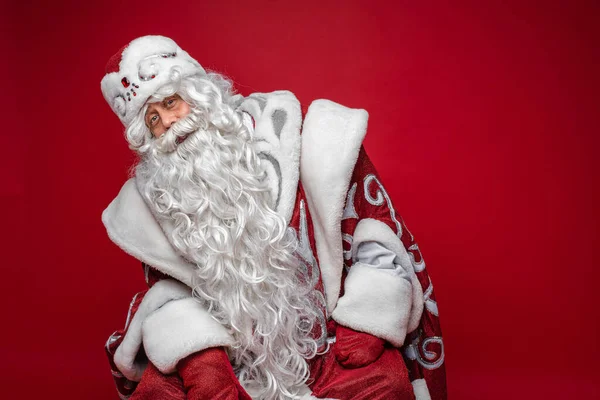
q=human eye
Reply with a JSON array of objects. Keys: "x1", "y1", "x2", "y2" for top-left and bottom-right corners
[
  {"x1": 148, "y1": 114, "x2": 159, "y2": 126},
  {"x1": 165, "y1": 96, "x2": 177, "y2": 107}
]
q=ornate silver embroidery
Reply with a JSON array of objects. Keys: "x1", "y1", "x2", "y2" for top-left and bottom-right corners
[
  {"x1": 403, "y1": 331, "x2": 445, "y2": 370},
  {"x1": 311, "y1": 290, "x2": 328, "y2": 350},
  {"x1": 408, "y1": 243, "x2": 426, "y2": 272},
  {"x1": 342, "y1": 182, "x2": 359, "y2": 220},
  {"x1": 252, "y1": 95, "x2": 267, "y2": 112},
  {"x1": 363, "y1": 174, "x2": 403, "y2": 237},
  {"x1": 342, "y1": 233, "x2": 353, "y2": 261},
  {"x1": 423, "y1": 279, "x2": 439, "y2": 316},
  {"x1": 105, "y1": 331, "x2": 122, "y2": 355},
  {"x1": 291, "y1": 200, "x2": 328, "y2": 349},
  {"x1": 271, "y1": 109, "x2": 287, "y2": 139},
  {"x1": 296, "y1": 201, "x2": 319, "y2": 286},
  {"x1": 124, "y1": 292, "x2": 141, "y2": 330},
  {"x1": 257, "y1": 152, "x2": 282, "y2": 211}
]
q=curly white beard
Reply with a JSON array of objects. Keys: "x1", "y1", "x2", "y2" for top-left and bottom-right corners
[{"x1": 134, "y1": 108, "x2": 318, "y2": 399}]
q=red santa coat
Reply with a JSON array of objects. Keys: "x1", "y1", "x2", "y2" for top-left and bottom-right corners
[{"x1": 102, "y1": 92, "x2": 446, "y2": 399}]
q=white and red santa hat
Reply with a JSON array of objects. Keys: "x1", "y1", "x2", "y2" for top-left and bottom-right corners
[{"x1": 101, "y1": 35, "x2": 206, "y2": 126}]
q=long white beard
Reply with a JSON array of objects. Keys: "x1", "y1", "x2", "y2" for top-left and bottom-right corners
[{"x1": 135, "y1": 112, "x2": 318, "y2": 399}]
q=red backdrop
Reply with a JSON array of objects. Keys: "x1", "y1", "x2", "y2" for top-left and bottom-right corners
[{"x1": 4, "y1": 1, "x2": 599, "y2": 398}]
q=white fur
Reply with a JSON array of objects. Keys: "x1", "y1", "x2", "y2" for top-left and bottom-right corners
[
  {"x1": 331, "y1": 263, "x2": 412, "y2": 347},
  {"x1": 238, "y1": 91, "x2": 302, "y2": 224},
  {"x1": 331, "y1": 218, "x2": 424, "y2": 346},
  {"x1": 102, "y1": 178, "x2": 196, "y2": 286},
  {"x1": 114, "y1": 280, "x2": 194, "y2": 381},
  {"x1": 411, "y1": 378, "x2": 432, "y2": 400},
  {"x1": 143, "y1": 297, "x2": 235, "y2": 374},
  {"x1": 300, "y1": 100, "x2": 368, "y2": 313}
]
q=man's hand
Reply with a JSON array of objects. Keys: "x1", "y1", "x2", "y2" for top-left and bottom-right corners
[
  {"x1": 177, "y1": 347, "x2": 252, "y2": 400},
  {"x1": 333, "y1": 325, "x2": 386, "y2": 368}
]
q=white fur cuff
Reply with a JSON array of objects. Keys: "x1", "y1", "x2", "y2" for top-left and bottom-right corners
[
  {"x1": 102, "y1": 179, "x2": 196, "y2": 287},
  {"x1": 331, "y1": 263, "x2": 413, "y2": 347},
  {"x1": 143, "y1": 297, "x2": 235, "y2": 374},
  {"x1": 114, "y1": 280, "x2": 191, "y2": 381},
  {"x1": 351, "y1": 218, "x2": 424, "y2": 335}
]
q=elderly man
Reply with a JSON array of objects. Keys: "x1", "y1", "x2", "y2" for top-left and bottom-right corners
[{"x1": 101, "y1": 35, "x2": 446, "y2": 400}]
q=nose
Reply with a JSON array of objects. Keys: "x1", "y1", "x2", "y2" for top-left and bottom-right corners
[{"x1": 160, "y1": 110, "x2": 180, "y2": 128}]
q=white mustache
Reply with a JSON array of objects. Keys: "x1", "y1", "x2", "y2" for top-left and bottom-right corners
[{"x1": 155, "y1": 112, "x2": 203, "y2": 153}]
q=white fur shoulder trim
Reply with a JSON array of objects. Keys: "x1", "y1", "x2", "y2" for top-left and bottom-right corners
[
  {"x1": 331, "y1": 218, "x2": 424, "y2": 346},
  {"x1": 300, "y1": 99, "x2": 368, "y2": 313},
  {"x1": 238, "y1": 91, "x2": 302, "y2": 224},
  {"x1": 102, "y1": 179, "x2": 196, "y2": 286}
]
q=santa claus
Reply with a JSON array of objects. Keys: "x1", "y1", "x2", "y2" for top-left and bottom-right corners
[{"x1": 100, "y1": 35, "x2": 446, "y2": 400}]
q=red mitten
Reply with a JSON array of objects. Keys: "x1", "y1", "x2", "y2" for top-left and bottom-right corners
[
  {"x1": 130, "y1": 362, "x2": 186, "y2": 400},
  {"x1": 310, "y1": 348, "x2": 415, "y2": 400},
  {"x1": 334, "y1": 325, "x2": 386, "y2": 368},
  {"x1": 177, "y1": 347, "x2": 252, "y2": 400}
]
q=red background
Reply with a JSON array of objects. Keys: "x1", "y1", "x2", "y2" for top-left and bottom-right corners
[{"x1": 3, "y1": 1, "x2": 599, "y2": 398}]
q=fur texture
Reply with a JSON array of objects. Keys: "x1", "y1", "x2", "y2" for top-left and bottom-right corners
[
  {"x1": 142, "y1": 297, "x2": 235, "y2": 374},
  {"x1": 300, "y1": 100, "x2": 368, "y2": 313},
  {"x1": 331, "y1": 218, "x2": 424, "y2": 346},
  {"x1": 238, "y1": 91, "x2": 302, "y2": 224},
  {"x1": 114, "y1": 280, "x2": 193, "y2": 381},
  {"x1": 102, "y1": 179, "x2": 196, "y2": 286}
]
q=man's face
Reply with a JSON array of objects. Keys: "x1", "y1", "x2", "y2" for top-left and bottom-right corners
[{"x1": 144, "y1": 94, "x2": 191, "y2": 137}]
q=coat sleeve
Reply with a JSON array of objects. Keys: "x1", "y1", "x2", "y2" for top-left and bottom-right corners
[
  {"x1": 331, "y1": 147, "x2": 424, "y2": 347},
  {"x1": 105, "y1": 263, "x2": 234, "y2": 398},
  {"x1": 332, "y1": 147, "x2": 447, "y2": 400}
]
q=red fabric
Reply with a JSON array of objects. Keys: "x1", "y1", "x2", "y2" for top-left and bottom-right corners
[
  {"x1": 341, "y1": 148, "x2": 447, "y2": 399},
  {"x1": 105, "y1": 265, "x2": 177, "y2": 398},
  {"x1": 105, "y1": 44, "x2": 128, "y2": 74},
  {"x1": 129, "y1": 363, "x2": 186, "y2": 400},
  {"x1": 177, "y1": 348, "x2": 252, "y2": 400},
  {"x1": 310, "y1": 347, "x2": 415, "y2": 400},
  {"x1": 106, "y1": 153, "x2": 439, "y2": 399},
  {"x1": 334, "y1": 325, "x2": 385, "y2": 368}
]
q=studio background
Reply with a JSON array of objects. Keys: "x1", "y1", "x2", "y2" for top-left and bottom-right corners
[{"x1": 3, "y1": 1, "x2": 598, "y2": 399}]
